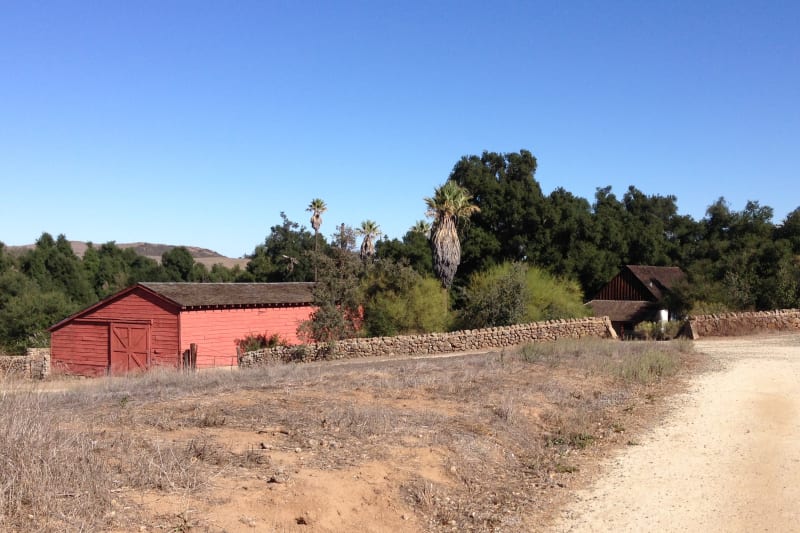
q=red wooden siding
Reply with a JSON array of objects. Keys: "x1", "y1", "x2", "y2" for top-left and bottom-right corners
[
  {"x1": 51, "y1": 287, "x2": 180, "y2": 376},
  {"x1": 179, "y1": 306, "x2": 313, "y2": 368},
  {"x1": 50, "y1": 321, "x2": 109, "y2": 376},
  {"x1": 593, "y1": 269, "x2": 652, "y2": 301}
]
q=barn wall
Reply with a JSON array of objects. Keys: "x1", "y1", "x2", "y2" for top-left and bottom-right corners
[
  {"x1": 51, "y1": 322, "x2": 109, "y2": 376},
  {"x1": 179, "y1": 306, "x2": 313, "y2": 368},
  {"x1": 594, "y1": 269, "x2": 651, "y2": 301},
  {"x1": 51, "y1": 288, "x2": 181, "y2": 376}
]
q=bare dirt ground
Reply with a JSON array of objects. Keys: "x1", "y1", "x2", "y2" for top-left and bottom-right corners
[
  {"x1": 550, "y1": 333, "x2": 800, "y2": 532},
  {"x1": 3, "y1": 339, "x2": 708, "y2": 532},
  {"x1": 13, "y1": 335, "x2": 795, "y2": 532}
]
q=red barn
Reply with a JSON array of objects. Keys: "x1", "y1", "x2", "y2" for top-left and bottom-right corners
[{"x1": 49, "y1": 282, "x2": 315, "y2": 376}]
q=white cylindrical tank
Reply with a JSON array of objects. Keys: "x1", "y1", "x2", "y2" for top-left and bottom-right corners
[{"x1": 659, "y1": 309, "x2": 669, "y2": 333}]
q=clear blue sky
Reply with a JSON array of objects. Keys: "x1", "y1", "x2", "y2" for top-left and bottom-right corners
[{"x1": 2, "y1": 1, "x2": 798, "y2": 258}]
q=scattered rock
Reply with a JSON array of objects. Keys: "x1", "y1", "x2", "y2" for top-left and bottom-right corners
[{"x1": 267, "y1": 468, "x2": 289, "y2": 484}]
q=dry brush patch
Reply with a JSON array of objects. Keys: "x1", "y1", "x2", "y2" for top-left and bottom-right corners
[
  {"x1": 0, "y1": 339, "x2": 701, "y2": 532},
  {"x1": 0, "y1": 388, "x2": 114, "y2": 532}
]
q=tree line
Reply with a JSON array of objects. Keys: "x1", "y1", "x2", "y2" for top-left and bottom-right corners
[{"x1": 2, "y1": 148, "x2": 799, "y2": 352}]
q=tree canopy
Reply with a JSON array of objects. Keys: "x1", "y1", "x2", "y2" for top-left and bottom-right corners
[
  {"x1": 246, "y1": 213, "x2": 321, "y2": 282},
  {"x1": 2, "y1": 148, "x2": 799, "y2": 353}
]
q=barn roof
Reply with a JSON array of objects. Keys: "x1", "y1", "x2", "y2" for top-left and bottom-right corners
[
  {"x1": 139, "y1": 282, "x2": 315, "y2": 308},
  {"x1": 624, "y1": 265, "x2": 686, "y2": 301},
  {"x1": 49, "y1": 282, "x2": 316, "y2": 331}
]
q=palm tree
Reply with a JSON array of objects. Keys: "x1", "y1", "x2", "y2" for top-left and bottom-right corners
[
  {"x1": 424, "y1": 180, "x2": 480, "y2": 288},
  {"x1": 307, "y1": 198, "x2": 327, "y2": 235},
  {"x1": 306, "y1": 198, "x2": 327, "y2": 281},
  {"x1": 410, "y1": 220, "x2": 431, "y2": 238},
  {"x1": 357, "y1": 220, "x2": 381, "y2": 263}
]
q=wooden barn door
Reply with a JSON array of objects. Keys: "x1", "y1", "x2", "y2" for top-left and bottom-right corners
[{"x1": 109, "y1": 324, "x2": 150, "y2": 375}]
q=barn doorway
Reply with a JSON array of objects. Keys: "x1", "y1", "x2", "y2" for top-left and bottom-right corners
[{"x1": 109, "y1": 324, "x2": 150, "y2": 375}]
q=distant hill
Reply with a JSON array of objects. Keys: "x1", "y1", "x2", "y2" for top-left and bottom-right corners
[{"x1": 7, "y1": 241, "x2": 249, "y2": 269}]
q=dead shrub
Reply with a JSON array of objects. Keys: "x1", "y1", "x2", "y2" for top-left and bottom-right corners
[
  {"x1": 107, "y1": 434, "x2": 214, "y2": 491},
  {"x1": 193, "y1": 407, "x2": 227, "y2": 428},
  {"x1": 490, "y1": 393, "x2": 519, "y2": 422},
  {"x1": 239, "y1": 445, "x2": 271, "y2": 466},
  {"x1": 322, "y1": 403, "x2": 393, "y2": 438},
  {"x1": 0, "y1": 390, "x2": 114, "y2": 532},
  {"x1": 541, "y1": 403, "x2": 598, "y2": 450},
  {"x1": 407, "y1": 479, "x2": 438, "y2": 510}
]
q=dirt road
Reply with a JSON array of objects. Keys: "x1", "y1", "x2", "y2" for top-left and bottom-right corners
[{"x1": 550, "y1": 334, "x2": 800, "y2": 532}]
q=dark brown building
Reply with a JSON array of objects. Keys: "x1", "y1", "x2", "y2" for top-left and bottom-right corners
[{"x1": 587, "y1": 265, "x2": 686, "y2": 337}]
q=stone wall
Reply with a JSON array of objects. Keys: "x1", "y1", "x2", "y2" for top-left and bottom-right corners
[
  {"x1": 0, "y1": 348, "x2": 50, "y2": 380},
  {"x1": 0, "y1": 354, "x2": 31, "y2": 377},
  {"x1": 28, "y1": 347, "x2": 51, "y2": 379},
  {"x1": 239, "y1": 316, "x2": 617, "y2": 366},
  {"x1": 687, "y1": 309, "x2": 800, "y2": 338}
]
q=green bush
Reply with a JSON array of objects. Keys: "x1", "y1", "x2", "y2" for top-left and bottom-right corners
[
  {"x1": 459, "y1": 262, "x2": 527, "y2": 329},
  {"x1": 633, "y1": 320, "x2": 683, "y2": 340},
  {"x1": 523, "y1": 265, "x2": 590, "y2": 322},
  {"x1": 362, "y1": 262, "x2": 451, "y2": 337},
  {"x1": 688, "y1": 301, "x2": 731, "y2": 316},
  {"x1": 236, "y1": 332, "x2": 287, "y2": 353},
  {"x1": 297, "y1": 247, "x2": 362, "y2": 343},
  {"x1": 459, "y1": 262, "x2": 589, "y2": 329}
]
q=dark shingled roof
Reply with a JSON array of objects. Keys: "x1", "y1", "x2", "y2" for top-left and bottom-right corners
[
  {"x1": 138, "y1": 282, "x2": 315, "y2": 308},
  {"x1": 586, "y1": 300, "x2": 662, "y2": 323},
  {"x1": 625, "y1": 265, "x2": 686, "y2": 301}
]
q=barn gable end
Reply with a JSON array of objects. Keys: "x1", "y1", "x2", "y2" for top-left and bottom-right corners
[{"x1": 50, "y1": 286, "x2": 181, "y2": 376}]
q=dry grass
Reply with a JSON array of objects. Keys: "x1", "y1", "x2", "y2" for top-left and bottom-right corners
[
  {"x1": 0, "y1": 388, "x2": 113, "y2": 532},
  {"x1": 521, "y1": 337, "x2": 692, "y2": 383},
  {"x1": 0, "y1": 338, "x2": 701, "y2": 532}
]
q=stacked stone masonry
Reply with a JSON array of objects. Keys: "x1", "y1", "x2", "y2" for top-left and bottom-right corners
[
  {"x1": 239, "y1": 316, "x2": 617, "y2": 366},
  {"x1": 687, "y1": 309, "x2": 800, "y2": 338},
  {"x1": 0, "y1": 348, "x2": 50, "y2": 379},
  {"x1": 0, "y1": 355, "x2": 31, "y2": 377}
]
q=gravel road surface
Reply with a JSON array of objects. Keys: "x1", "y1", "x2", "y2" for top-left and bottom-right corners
[{"x1": 550, "y1": 334, "x2": 800, "y2": 533}]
